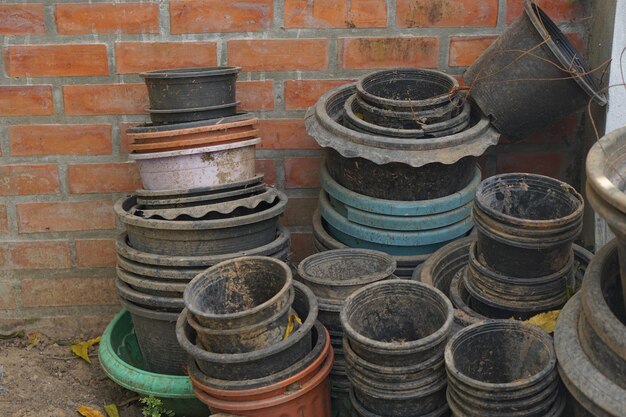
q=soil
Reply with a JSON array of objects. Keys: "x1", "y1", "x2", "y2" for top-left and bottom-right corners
[{"x1": 0, "y1": 333, "x2": 143, "y2": 417}]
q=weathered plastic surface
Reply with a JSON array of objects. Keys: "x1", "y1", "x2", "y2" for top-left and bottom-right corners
[
  {"x1": 115, "y1": 278, "x2": 184, "y2": 312},
  {"x1": 128, "y1": 138, "x2": 260, "y2": 191},
  {"x1": 135, "y1": 174, "x2": 263, "y2": 199},
  {"x1": 136, "y1": 183, "x2": 265, "y2": 208},
  {"x1": 321, "y1": 161, "x2": 481, "y2": 216},
  {"x1": 349, "y1": 388, "x2": 449, "y2": 417},
  {"x1": 341, "y1": 280, "x2": 453, "y2": 368},
  {"x1": 464, "y1": 1, "x2": 605, "y2": 140},
  {"x1": 147, "y1": 102, "x2": 239, "y2": 125},
  {"x1": 305, "y1": 84, "x2": 500, "y2": 168},
  {"x1": 445, "y1": 320, "x2": 563, "y2": 416},
  {"x1": 474, "y1": 173, "x2": 584, "y2": 278},
  {"x1": 98, "y1": 310, "x2": 208, "y2": 417}
]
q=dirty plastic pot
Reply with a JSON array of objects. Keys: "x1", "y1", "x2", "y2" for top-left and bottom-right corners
[
  {"x1": 99, "y1": 310, "x2": 208, "y2": 417},
  {"x1": 115, "y1": 193, "x2": 286, "y2": 256},
  {"x1": 326, "y1": 148, "x2": 476, "y2": 201},
  {"x1": 349, "y1": 388, "x2": 449, "y2": 417},
  {"x1": 115, "y1": 226, "x2": 290, "y2": 269},
  {"x1": 464, "y1": 1, "x2": 606, "y2": 140},
  {"x1": 188, "y1": 321, "x2": 328, "y2": 393},
  {"x1": 341, "y1": 280, "x2": 453, "y2": 367},
  {"x1": 474, "y1": 173, "x2": 584, "y2": 278},
  {"x1": 117, "y1": 267, "x2": 186, "y2": 298},
  {"x1": 555, "y1": 296, "x2": 626, "y2": 416},
  {"x1": 192, "y1": 346, "x2": 332, "y2": 417},
  {"x1": 142, "y1": 66, "x2": 239, "y2": 121},
  {"x1": 176, "y1": 281, "x2": 318, "y2": 380},
  {"x1": 146, "y1": 102, "x2": 239, "y2": 125},
  {"x1": 445, "y1": 320, "x2": 563, "y2": 416},
  {"x1": 586, "y1": 125, "x2": 626, "y2": 310},
  {"x1": 115, "y1": 277, "x2": 184, "y2": 312},
  {"x1": 305, "y1": 83, "x2": 500, "y2": 169},
  {"x1": 128, "y1": 137, "x2": 260, "y2": 191},
  {"x1": 117, "y1": 297, "x2": 186, "y2": 375},
  {"x1": 577, "y1": 240, "x2": 626, "y2": 389}
]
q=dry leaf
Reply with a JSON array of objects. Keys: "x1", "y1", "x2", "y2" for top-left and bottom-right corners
[
  {"x1": 283, "y1": 314, "x2": 303, "y2": 339},
  {"x1": 71, "y1": 336, "x2": 101, "y2": 364},
  {"x1": 103, "y1": 404, "x2": 120, "y2": 417},
  {"x1": 77, "y1": 405, "x2": 106, "y2": 417},
  {"x1": 27, "y1": 332, "x2": 42, "y2": 347},
  {"x1": 525, "y1": 310, "x2": 561, "y2": 334}
]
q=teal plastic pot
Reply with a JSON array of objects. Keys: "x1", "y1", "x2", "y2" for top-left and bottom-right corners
[{"x1": 99, "y1": 310, "x2": 209, "y2": 417}]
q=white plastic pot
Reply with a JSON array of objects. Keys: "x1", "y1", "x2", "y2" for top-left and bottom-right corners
[{"x1": 129, "y1": 138, "x2": 261, "y2": 190}]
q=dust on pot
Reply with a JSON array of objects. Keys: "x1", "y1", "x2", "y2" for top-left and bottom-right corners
[{"x1": 473, "y1": 173, "x2": 584, "y2": 278}]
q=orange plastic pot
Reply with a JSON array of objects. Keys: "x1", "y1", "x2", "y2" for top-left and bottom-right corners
[{"x1": 192, "y1": 343, "x2": 333, "y2": 417}]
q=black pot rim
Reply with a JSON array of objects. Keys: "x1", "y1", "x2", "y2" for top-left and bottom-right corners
[
  {"x1": 146, "y1": 101, "x2": 239, "y2": 114},
  {"x1": 128, "y1": 113, "x2": 254, "y2": 134},
  {"x1": 141, "y1": 66, "x2": 241, "y2": 79}
]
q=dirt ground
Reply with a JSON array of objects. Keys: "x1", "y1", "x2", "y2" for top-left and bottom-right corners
[{"x1": 0, "y1": 333, "x2": 144, "y2": 417}]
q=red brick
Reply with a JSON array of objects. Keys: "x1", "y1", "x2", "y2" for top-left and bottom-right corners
[
  {"x1": 75, "y1": 239, "x2": 116, "y2": 268},
  {"x1": 63, "y1": 84, "x2": 148, "y2": 115},
  {"x1": 115, "y1": 42, "x2": 218, "y2": 74},
  {"x1": 229, "y1": 39, "x2": 329, "y2": 71},
  {"x1": 449, "y1": 36, "x2": 497, "y2": 67},
  {"x1": 281, "y1": 197, "x2": 319, "y2": 227},
  {"x1": 55, "y1": 3, "x2": 159, "y2": 35},
  {"x1": 284, "y1": 0, "x2": 386, "y2": 28},
  {"x1": 10, "y1": 124, "x2": 112, "y2": 156},
  {"x1": 5, "y1": 44, "x2": 109, "y2": 77},
  {"x1": 340, "y1": 37, "x2": 439, "y2": 69},
  {"x1": 255, "y1": 159, "x2": 277, "y2": 185},
  {"x1": 17, "y1": 201, "x2": 115, "y2": 233},
  {"x1": 285, "y1": 157, "x2": 322, "y2": 188},
  {"x1": 0, "y1": 205, "x2": 8, "y2": 235},
  {"x1": 68, "y1": 162, "x2": 141, "y2": 194},
  {"x1": 284, "y1": 79, "x2": 353, "y2": 110},
  {"x1": 398, "y1": 0, "x2": 498, "y2": 28},
  {"x1": 0, "y1": 4, "x2": 45, "y2": 35},
  {"x1": 506, "y1": 0, "x2": 585, "y2": 24},
  {"x1": 0, "y1": 165, "x2": 60, "y2": 196},
  {"x1": 21, "y1": 277, "x2": 117, "y2": 308},
  {"x1": 119, "y1": 123, "x2": 140, "y2": 153},
  {"x1": 170, "y1": 0, "x2": 272, "y2": 34},
  {"x1": 237, "y1": 81, "x2": 275, "y2": 112},
  {"x1": 0, "y1": 86, "x2": 53, "y2": 116},
  {"x1": 258, "y1": 120, "x2": 319, "y2": 150},
  {"x1": 4, "y1": 241, "x2": 71, "y2": 269},
  {"x1": 290, "y1": 232, "x2": 316, "y2": 262},
  {"x1": 0, "y1": 282, "x2": 17, "y2": 310},
  {"x1": 497, "y1": 152, "x2": 563, "y2": 178}
]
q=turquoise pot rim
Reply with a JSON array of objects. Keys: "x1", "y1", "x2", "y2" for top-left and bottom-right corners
[{"x1": 99, "y1": 309, "x2": 195, "y2": 399}]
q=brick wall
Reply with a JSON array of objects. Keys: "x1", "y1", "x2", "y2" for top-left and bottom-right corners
[{"x1": 0, "y1": 0, "x2": 590, "y2": 338}]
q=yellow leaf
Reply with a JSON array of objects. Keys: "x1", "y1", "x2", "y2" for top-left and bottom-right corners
[
  {"x1": 77, "y1": 405, "x2": 106, "y2": 417},
  {"x1": 71, "y1": 336, "x2": 101, "y2": 364},
  {"x1": 525, "y1": 310, "x2": 561, "y2": 334},
  {"x1": 27, "y1": 332, "x2": 42, "y2": 346},
  {"x1": 283, "y1": 314, "x2": 303, "y2": 339},
  {"x1": 103, "y1": 404, "x2": 120, "y2": 417}
]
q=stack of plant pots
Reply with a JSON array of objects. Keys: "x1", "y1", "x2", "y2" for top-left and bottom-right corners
[
  {"x1": 297, "y1": 249, "x2": 396, "y2": 416},
  {"x1": 176, "y1": 256, "x2": 333, "y2": 417},
  {"x1": 553, "y1": 126, "x2": 626, "y2": 417},
  {"x1": 112, "y1": 66, "x2": 288, "y2": 378},
  {"x1": 341, "y1": 280, "x2": 454, "y2": 417},
  {"x1": 445, "y1": 320, "x2": 565, "y2": 417},
  {"x1": 306, "y1": 69, "x2": 500, "y2": 277}
]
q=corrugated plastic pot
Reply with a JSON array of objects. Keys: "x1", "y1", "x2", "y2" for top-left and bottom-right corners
[
  {"x1": 463, "y1": 1, "x2": 606, "y2": 140},
  {"x1": 115, "y1": 278, "x2": 184, "y2": 312},
  {"x1": 117, "y1": 267, "x2": 186, "y2": 298},
  {"x1": 577, "y1": 240, "x2": 626, "y2": 389},
  {"x1": 176, "y1": 282, "x2": 318, "y2": 380},
  {"x1": 128, "y1": 138, "x2": 260, "y2": 191},
  {"x1": 99, "y1": 310, "x2": 207, "y2": 417},
  {"x1": 114, "y1": 192, "x2": 286, "y2": 256},
  {"x1": 326, "y1": 148, "x2": 476, "y2": 201},
  {"x1": 349, "y1": 388, "x2": 449, "y2": 417},
  {"x1": 586, "y1": 125, "x2": 626, "y2": 310},
  {"x1": 117, "y1": 297, "x2": 186, "y2": 376},
  {"x1": 445, "y1": 320, "x2": 564, "y2": 417},
  {"x1": 341, "y1": 280, "x2": 453, "y2": 367},
  {"x1": 473, "y1": 173, "x2": 584, "y2": 278}
]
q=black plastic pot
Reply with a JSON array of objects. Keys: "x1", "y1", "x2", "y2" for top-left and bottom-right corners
[
  {"x1": 464, "y1": 1, "x2": 606, "y2": 140},
  {"x1": 118, "y1": 297, "x2": 186, "y2": 375},
  {"x1": 445, "y1": 320, "x2": 563, "y2": 416},
  {"x1": 341, "y1": 280, "x2": 453, "y2": 367},
  {"x1": 115, "y1": 277, "x2": 184, "y2": 312},
  {"x1": 473, "y1": 173, "x2": 584, "y2": 278},
  {"x1": 117, "y1": 266, "x2": 186, "y2": 298},
  {"x1": 142, "y1": 67, "x2": 240, "y2": 124},
  {"x1": 326, "y1": 149, "x2": 476, "y2": 201},
  {"x1": 176, "y1": 281, "x2": 318, "y2": 380},
  {"x1": 349, "y1": 388, "x2": 449, "y2": 417}
]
